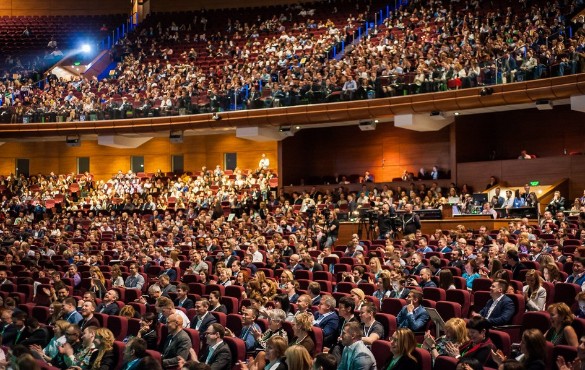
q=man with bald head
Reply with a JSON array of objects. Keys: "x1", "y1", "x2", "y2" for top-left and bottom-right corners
[{"x1": 160, "y1": 313, "x2": 192, "y2": 369}]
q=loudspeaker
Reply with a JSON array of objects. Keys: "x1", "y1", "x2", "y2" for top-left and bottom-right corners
[
  {"x1": 169, "y1": 132, "x2": 183, "y2": 143},
  {"x1": 66, "y1": 137, "x2": 80, "y2": 147},
  {"x1": 535, "y1": 100, "x2": 553, "y2": 110},
  {"x1": 358, "y1": 121, "x2": 376, "y2": 131}
]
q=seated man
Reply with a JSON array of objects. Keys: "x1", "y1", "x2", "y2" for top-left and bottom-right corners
[
  {"x1": 474, "y1": 279, "x2": 515, "y2": 327},
  {"x1": 160, "y1": 313, "x2": 191, "y2": 369},
  {"x1": 313, "y1": 294, "x2": 340, "y2": 347},
  {"x1": 396, "y1": 290, "x2": 430, "y2": 332},
  {"x1": 125, "y1": 263, "x2": 145, "y2": 290},
  {"x1": 96, "y1": 290, "x2": 120, "y2": 315},
  {"x1": 199, "y1": 323, "x2": 232, "y2": 370}
]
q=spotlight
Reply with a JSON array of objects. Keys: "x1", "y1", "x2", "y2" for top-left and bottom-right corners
[
  {"x1": 81, "y1": 44, "x2": 91, "y2": 53},
  {"x1": 480, "y1": 87, "x2": 494, "y2": 96}
]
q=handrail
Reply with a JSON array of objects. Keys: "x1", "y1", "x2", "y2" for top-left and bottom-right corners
[{"x1": 1, "y1": 73, "x2": 585, "y2": 139}]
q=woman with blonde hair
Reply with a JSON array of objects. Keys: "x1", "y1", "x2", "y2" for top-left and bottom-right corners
[
  {"x1": 89, "y1": 267, "x2": 107, "y2": 299},
  {"x1": 289, "y1": 312, "x2": 315, "y2": 355},
  {"x1": 368, "y1": 257, "x2": 383, "y2": 279},
  {"x1": 284, "y1": 345, "x2": 312, "y2": 370},
  {"x1": 91, "y1": 327, "x2": 115, "y2": 370},
  {"x1": 279, "y1": 270, "x2": 294, "y2": 289},
  {"x1": 423, "y1": 318, "x2": 469, "y2": 362},
  {"x1": 30, "y1": 320, "x2": 71, "y2": 361},
  {"x1": 387, "y1": 328, "x2": 419, "y2": 369},
  {"x1": 523, "y1": 269, "x2": 547, "y2": 311}
]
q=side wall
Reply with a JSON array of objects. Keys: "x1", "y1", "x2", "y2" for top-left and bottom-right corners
[
  {"x1": 149, "y1": 0, "x2": 315, "y2": 12},
  {"x1": 0, "y1": 135, "x2": 277, "y2": 180},
  {"x1": 0, "y1": 0, "x2": 130, "y2": 16},
  {"x1": 281, "y1": 123, "x2": 451, "y2": 186}
]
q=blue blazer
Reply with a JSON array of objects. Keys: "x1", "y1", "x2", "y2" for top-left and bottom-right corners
[
  {"x1": 313, "y1": 312, "x2": 339, "y2": 346},
  {"x1": 479, "y1": 295, "x2": 515, "y2": 326},
  {"x1": 396, "y1": 305, "x2": 430, "y2": 332}
]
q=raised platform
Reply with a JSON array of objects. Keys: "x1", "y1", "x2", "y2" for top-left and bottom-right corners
[{"x1": 338, "y1": 216, "x2": 513, "y2": 244}]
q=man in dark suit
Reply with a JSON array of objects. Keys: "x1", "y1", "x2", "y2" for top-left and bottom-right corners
[
  {"x1": 19, "y1": 317, "x2": 48, "y2": 347},
  {"x1": 174, "y1": 283, "x2": 194, "y2": 310},
  {"x1": 7, "y1": 311, "x2": 30, "y2": 346},
  {"x1": 161, "y1": 313, "x2": 192, "y2": 369},
  {"x1": 303, "y1": 257, "x2": 323, "y2": 272},
  {"x1": 0, "y1": 309, "x2": 17, "y2": 345},
  {"x1": 159, "y1": 274, "x2": 177, "y2": 298},
  {"x1": 160, "y1": 259, "x2": 178, "y2": 282},
  {"x1": 190, "y1": 299, "x2": 217, "y2": 341},
  {"x1": 503, "y1": 249, "x2": 527, "y2": 282},
  {"x1": 475, "y1": 279, "x2": 515, "y2": 326},
  {"x1": 199, "y1": 323, "x2": 232, "y2": 370},
  {"x1": 120, "y1": 337, "x2": 148, "y2": 370},
  {"x1": 313, "y1": 294, "x2": 339, "y2": 348},
  {"x1": 96, "y1": 290, "x2": 120, "y2": 315}
]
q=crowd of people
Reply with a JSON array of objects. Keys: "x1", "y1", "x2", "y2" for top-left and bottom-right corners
[
  {"x1": 1, "y1": 0, "x2": 585, "y2": 123},
  {"x1": 0, "y1": 164, "x2": 583, "y2": 370}
]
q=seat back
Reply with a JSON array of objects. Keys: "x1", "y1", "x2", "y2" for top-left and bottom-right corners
[
  {"x1": 422, "y1": 287, "x2": 446, "y2": 302},
  {"x1": 374, "y1": 313, "x2": 397, "y2": 340},
  {"x1": 446, "y1": 289, "x2": 471, "y2": 318},
  {"x1": 223, "y1": 336, "x2": 246, "y2": 365},
  {"x1": 371, "y1": 340, "x2": 392, "y2": 369},
  {"x1": 309, "y1": 326, "x2": 324, "y2": 354},
  {"x1": 522, "y1": 311, "x2": 551, "y2": 334},
  {"x1": 436, "y1": 301, "x2": 462, "y2": 322},
  {"x1": 413, "y1": 347, "x2": 432, "y2": 370},
  {"x1": 381, "y1": 298, "x2": 407, "y2": 316}
]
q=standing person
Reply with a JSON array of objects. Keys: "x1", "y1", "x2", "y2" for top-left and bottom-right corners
[
  {"x1": 377, "y1": 202, "x2": 396, "y2": 240},
  {"x1": 401, "y1": 204, "x2": 421, "y2": 236},
  {"x1": 324, "y1": 211, "x2": 339, "y2": 247},
  {"x1": 337, "y1": 322, "x2": 377, "y2": 370}
]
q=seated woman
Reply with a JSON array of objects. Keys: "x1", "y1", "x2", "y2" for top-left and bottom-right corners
[
  {"x1": 135, "y1": 312, "x2": 158, "y2": 350},
  {"x1": 523, "y1": 269, "x2": 546, "y2": 311},
  {"x1": 368, "y1": 257, "x2": 384, "y2": 279},
  {"x1": 373, "y1": 271, "x2": 393, "y2": 301},
  {"x1": 541, "y1": 263, "x2": 561, "y2": 284},
  {"x1": 438, "y1": 270, "x2": 456, "y2": 290},
  {"x1": 30, "y1": 320, "x2": 70, "y2": 362},
  {"x1": 242, "y1": 335, "x2": 288, "y2": 370},
  {"x1": 492, "y1": 328, "x2": 546, "y2": 370},
  {"x1": 462, "y1": 259, "x2": 480, "y2": 290},
  {"x1": 446, "y1": 317, "x2": 494, "y2": 366},
  {"x1": 90, "y1": 328, "x2": 115, "y2": 370},
  {"x1": 273, "y1": 294, "x2": 294, "y2": 322},
  {"x1": 209, "y1": 291, "x2": 228, "y2": 314},
  {"x1": 386, "y1": 328, "x2": 421, "y2": 370},
  {"x1": 251, "y1": 309, "x2": 289, "y2": 369},
  {"x1": 290, "y1": 312, "x2": 315, "y2": 356},
  {"x1": 422, "y1": 317, "x2": 469, "y2": 362},
  {"x1": 545, "y1": 302, "x2": 579, "y2": 346}
]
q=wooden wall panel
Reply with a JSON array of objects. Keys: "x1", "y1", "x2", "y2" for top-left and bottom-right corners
[
  {"x1": 150, "y1": 0, "x2": 314, "y2": 12},
  {"x1": 281, "y1": 123, "x2": 451, "y2": 185},
  {"x1": 457, "y1": 156, "x2": 584, "y2": 199},
  {"x1": 456, "y1": 106, "x2": 585, "y2": 163},
  {"x1": 0, "y1": 0, "x2": 130, "y2": 15},
  {"x1": 0, "y1": 135, "x2": 277, "y2": 181}
]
